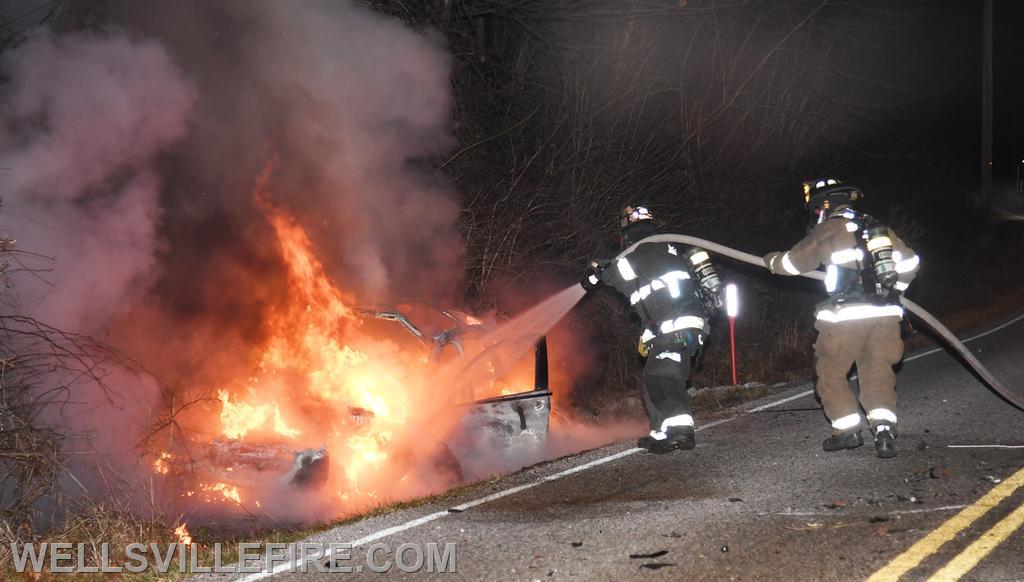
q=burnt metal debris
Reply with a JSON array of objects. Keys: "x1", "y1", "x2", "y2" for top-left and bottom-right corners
[
  {"x1": 629, "y1": 550, "x2": 669, "y2": 560},
  {"x1": 284, "y1": 447, "x2": 329, "y2": 489}
]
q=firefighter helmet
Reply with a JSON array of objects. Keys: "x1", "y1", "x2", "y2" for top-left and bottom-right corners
[
  {"x1": 803, "y1": 178, "x2": 863, "y2": 225},
  {"x1": 619, "y1": 205, "x2": 655, "y2": 229}
]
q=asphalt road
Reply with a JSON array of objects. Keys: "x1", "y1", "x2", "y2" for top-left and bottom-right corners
[{"x1": 206, "y1": 312, "x2": 1024, "y2": 582}]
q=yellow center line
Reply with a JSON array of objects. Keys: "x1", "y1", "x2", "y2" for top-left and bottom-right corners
[
  {"x1": 927, "y1": 498, "x2": 1024, "y2": 581},
  {"x1": 867, "y1": 466, "x2": 1024, "y2": 582}
]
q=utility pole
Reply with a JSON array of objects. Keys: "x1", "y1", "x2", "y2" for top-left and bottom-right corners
[{"x1": 981, "y1": 0, "x2": 993, "y2": 219}]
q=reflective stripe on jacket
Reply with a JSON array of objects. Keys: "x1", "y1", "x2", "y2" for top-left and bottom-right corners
[
  {"x1": 775, "y1": 209, "x2": 920, "y2": 321},
  {"x1": 603, "y1": 239, "x2": 711, "y2": 332}
]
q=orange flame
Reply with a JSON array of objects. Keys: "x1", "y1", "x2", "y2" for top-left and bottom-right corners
[
  {"x1": 153, "y1": 452, "x2": 172, "y2": 475},
  {"x1": 168, "y1": 162, "x2": 552, "y2": 514},
  {"x1": 174, "y1": 523, "x2": 192, "y2": 546},
  {"x1": 217, "y1": 389, "x2": 300, "y2": 440},
  {"x1": 200, "y1": 482, "x2": 243, "y2": 504},
  {"x1": 191, "y1": 165, "x2": 430, "y2": 509}
]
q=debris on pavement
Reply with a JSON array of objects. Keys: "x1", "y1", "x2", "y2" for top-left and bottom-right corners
[
  {"x1": 868, "y1": 516, "x2": 890, "y2": 523},
  {"x1": 728, "y1": 497, "x2": 743, "y2": 502},
  {"x1": 629, "y1": 550, "x2": 669, "y2": 559},
  {"x1": 873, "y1": 527, "x2": 912, "y2": 537},
  {"x1": 720, "y1": 545, "x2": 729, "y2": 553},
  {"x1": 787, "y1": 522, "x2": 824, "y2": 531},
  {"x1": 571, "y1": 542, "x2": 583, "y2": 548},
  {"x1": 981, "y1": 475, "x2": 1003, "y2": 484},
  {"x1": 640, "y1": 563, "x2": 676, "y2": 570},
  {"x1": 903, "y1": 467, "x2": 949, "y2": 483}
]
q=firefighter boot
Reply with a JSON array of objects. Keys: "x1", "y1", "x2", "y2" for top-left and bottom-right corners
[
  {"x1": 637, "y1": 427, "x2": 696, "y2": 454},
  {"x1": 873, "y1": 428, "x2": 897, "y2": 459},
  {"x1": 822, "y1": 429, "x2": 863, "y2": 452}
]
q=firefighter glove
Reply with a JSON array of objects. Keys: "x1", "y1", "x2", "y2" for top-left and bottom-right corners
[
  {"x1": 763, "y1": 252, "x2": 784, "y2": 275},
  {"x1": 638, "y1": 337, "x2": 651, "y2": 358},
  {"x1": 580, "y1": 260, "x2": 605, "y2": 292},
  {"x1": 704, "y1": 286, "x2": 724, "y2": 313}
]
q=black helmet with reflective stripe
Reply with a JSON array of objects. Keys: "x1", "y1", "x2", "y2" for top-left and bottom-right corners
[
  {"x1": 803, "y1": 178, "x2": 863, "y2": 225},
  {"x1": 619, "y1": 204, "x2": 658, "y2": 248},
  {"x1": 620, "y1": 205, "x2": 655, "y2": 229}
]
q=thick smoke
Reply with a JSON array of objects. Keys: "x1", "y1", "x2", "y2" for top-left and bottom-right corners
[
  {"x1": 0, "y1": 28, "x2": 196, "y2": 510},
  {"x1": 0, "y1": 2, "x2": 609, "y2": 524},
  {"x1": 0, "y1": 30, "x2": 195, "y2": 333},
  {"x1": 110, "y1": 0, "x2": 462, "y2": 311},
  {"x1": 104, "y1": 0, "x2": 468, "y2": 517}
]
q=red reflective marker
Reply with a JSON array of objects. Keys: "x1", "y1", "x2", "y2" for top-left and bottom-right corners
[{"x1": 725, "y1": 283, "x2": 739, "y2": 385}]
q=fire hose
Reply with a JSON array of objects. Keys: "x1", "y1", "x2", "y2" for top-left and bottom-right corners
[{"x1": 615, "y1": 234, "x2": 1024, "y2": 412}]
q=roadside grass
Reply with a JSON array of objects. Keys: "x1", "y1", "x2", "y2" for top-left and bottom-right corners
[
  {"x1": 2, "y1": 470, "x2": 557, "y2": 580},
  {"x1": 3, "y1": 493, "x2": 450, "y2": 580}
]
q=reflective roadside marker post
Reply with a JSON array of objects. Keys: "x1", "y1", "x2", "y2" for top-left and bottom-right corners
[{"x1": 725, "y1": 283, "x2": 739, "y2": 385}]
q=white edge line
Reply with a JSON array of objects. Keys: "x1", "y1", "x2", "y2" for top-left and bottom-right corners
[
  {"x1": 234, "y1": 389, "x2": 817, "y2": 581},
  {"x1": 776, "y1": 504, "x2": 969, "y2": 518},
  {"x1": 233, "y1": 310, "x2": 1024, "y2": 581},
  {"x1": 235, "y1": 448, "x2": 642, "y2": 581},
  {"x1": 902, "y1": 310, "x2": 1024, "y2": 365},
  {"x1": 888, "y1": 504, "x2": 970, "y2": 515},
  {"x1": 747, "y1": 389, "x2": 815, "y2": 413},
  {"x1": 947, "y1": 444, "x2": 1024, "y2": 449},
  {"x1": 842, "y1": 311, "x2": 1024, "y2": 382}
]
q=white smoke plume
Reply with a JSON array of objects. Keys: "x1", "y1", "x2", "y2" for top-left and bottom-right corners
[
  {"x1": 0, "y1": 30, "x2": 196, "y2": 333},
  {"x1": 110, "y1": 0, "x2": 463, "y2": 311}
]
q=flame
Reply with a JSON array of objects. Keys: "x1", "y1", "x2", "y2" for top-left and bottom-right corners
[
  {"x1": 200, "y1": 482, "x2": 243, "y2": 504},
  {"x1": 237, "y1": 206, "x2": 414, "y2": 493},
  {"x1": 153, "y1": 452, "x2": 172, "y2": 475},
  {"x1": 169, "y1": 162, "x2": 549, "y2": 514},
  {"x1": 217, "y1": 389, "x2": 300, "y2": 440},
  {"x1": 474, "y1": 356, "x2": 536, "y2": 400},
  {"x1": 346, "y1": 433, "x2": 389, "y2": 488},
  {"x1": 195, "y1": 170, "x2": 423, "y2": 506},
  {"x1": 174, "y1": 523, "x2": 192, "y2": 546}
]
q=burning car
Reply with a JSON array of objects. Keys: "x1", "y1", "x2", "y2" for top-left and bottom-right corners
[
  {"x1": 164, "y1": 303, "x2": 551, "y2": 510},
  {"x1": 152, "y1": 203, "x2": 554, "y2": 517}
]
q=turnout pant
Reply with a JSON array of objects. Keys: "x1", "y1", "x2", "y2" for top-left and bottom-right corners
[
  {"x1": 813, "y1": 316, "x2": 904, "y2": 434},
  {"x1": 641, "y1": 331, "x2": 699, "y2": 433}
]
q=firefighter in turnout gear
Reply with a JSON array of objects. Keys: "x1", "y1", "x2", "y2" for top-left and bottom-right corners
[
  {"x1": 582, "y1": 205, "x2": 723, "y2": 453},
  {"x1": 764, "y1": 179, "x2": 920, "y2": 458}
]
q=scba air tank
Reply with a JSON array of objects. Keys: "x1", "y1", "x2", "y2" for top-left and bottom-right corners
[{"x1": 864, "y1": 224, "x2": 898, "y2": 289}]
